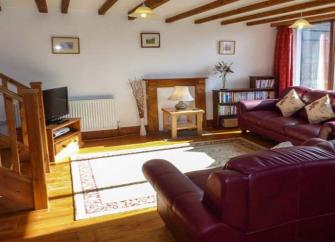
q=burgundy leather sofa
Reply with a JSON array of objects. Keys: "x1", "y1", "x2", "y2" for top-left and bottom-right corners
[
  {"x1": 143, "y1": 138, "x2": 335, "y2": 242},
  {"x1": 238, "y1": 86, "x2": 335, "y2": 145}
]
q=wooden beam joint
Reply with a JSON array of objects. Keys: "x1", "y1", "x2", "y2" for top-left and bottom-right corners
[
  {"x1": 98, "y1": 0, "x2": 118, "y2": 15},
  {"x1": 35, "y1": 0, "x2": 48, "y2": 13},
  {"x1": 194, "y1": 0, "x2": 293, "y2": 24},
  {"x1": 221, "y1": 0, "x2": 335, "y2": 25},
  {"x1": 166, "y1": 0, "x2": 238, "y2": 23},
  {"x1": 61, "y1": 0, "x2": 70, "y2": 14}
]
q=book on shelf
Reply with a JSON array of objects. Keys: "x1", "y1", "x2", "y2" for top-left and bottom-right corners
[
  {"x1": 254, "y1": 79, "x2": 275, "y2": 89},
  {"x1": 218, "y1": 105, "x2": 237, "y2": 116},
  {"x1": 218, "y1": 90, "x2": 275, "y2": 103},
  {"x1": 249, "y1": 76, "x2": 276, "y2": 89}
]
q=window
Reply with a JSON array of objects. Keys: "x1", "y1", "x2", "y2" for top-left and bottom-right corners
[{"x1": 294, "y1": 22, "x2": 334, "y2": 90}]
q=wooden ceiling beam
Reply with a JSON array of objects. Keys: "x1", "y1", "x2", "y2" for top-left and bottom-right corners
[
  {"x1": 34, "y1": 0, "x2": 48, "y2": 13},
  {"x1": 165, "y1": 0, "x2": 239, "y2": 23},
  {"x1": 61, "y1": 0, "x2": 70, "y2": 14},
  {"x1": 128, "y1": 0, "x2": 170, "y2": 20},
  {"x1": 221, "y1": 0, "x2": 335, "y2": 25},
  {"x1": 98, "y1": 0, "x2": 118, "y2": 15},
  {"x1": 195, "y1": 0, "x2": 292, "y2": 24},
  {"x1": 271, "y1": 12, "x2": 335, "y2": 27},
  {"x1": 247, "y1": 6, "x2": 335, "y2": 26}
]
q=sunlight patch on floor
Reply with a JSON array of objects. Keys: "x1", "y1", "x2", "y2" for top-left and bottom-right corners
[{"x1": 79, "y1": 139, "x2": 192, "y2": 154}]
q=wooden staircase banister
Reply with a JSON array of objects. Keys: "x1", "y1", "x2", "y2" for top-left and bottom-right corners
[
  {"x1": 30, "y1": 82, "x2": 50, "y2": 173},
  {"x1": 0, "y1": 73, "x2": 50, "y2": 211},
  {"x1": 0, "y1": 86, "x2": 23, "y2": 102},
  {"x1": 0, "y1": 73, "x2": 29, "y2": 89},
  {"x1": 22, "y1": 89, "x2": 48, "y2": 210},
  {"x1": 2, "y1": 81, "x2": 21, "y2": 174}
]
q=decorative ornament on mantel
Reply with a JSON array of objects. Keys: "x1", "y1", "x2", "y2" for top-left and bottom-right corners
[
  {"x1": 214, "y1": 61, "x2": 234, "y2": 90},
  {"x1": 129, "y1": 78, "x2": 146, "y2": 136}
]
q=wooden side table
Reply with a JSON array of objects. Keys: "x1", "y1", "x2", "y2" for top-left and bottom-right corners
[{"x1": 162, "y1": 108, "x2": 205, "y2": 139}]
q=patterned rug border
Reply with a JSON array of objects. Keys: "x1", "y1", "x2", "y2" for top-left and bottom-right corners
[
  {"x1": 71, "y1": 137, "x2": 265, "y2": 162},
  {"x1": 70, "y1": 137, "x2": 265, "y2": 220}
]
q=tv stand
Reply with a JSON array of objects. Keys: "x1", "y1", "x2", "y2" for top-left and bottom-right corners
[
  {"x1": 47, "y1": 118, "x2": 68, "y2": 125},
  {"x1": 46, "y1": 118, "x2": 82, "y2": 163}
]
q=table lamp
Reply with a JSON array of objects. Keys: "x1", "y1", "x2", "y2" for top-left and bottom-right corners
[{"x1": 169, "y1": 86, "x2": 194, "y2": 110}]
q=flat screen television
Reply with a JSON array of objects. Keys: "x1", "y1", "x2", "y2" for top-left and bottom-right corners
[{"x1": 43, "y1": 87, "x2": 69, "y2": 124}]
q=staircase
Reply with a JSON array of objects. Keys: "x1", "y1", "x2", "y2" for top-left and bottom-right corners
[{"x1": 0, "y1": 73, "x2": 50, "y2": 215}]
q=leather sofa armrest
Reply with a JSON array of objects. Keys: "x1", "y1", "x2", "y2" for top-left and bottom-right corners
[
  {"x1": 142, "y1": 160, "x2": 243, "y2": 242},
  {"x1": 320, "y1": 120, "x2": 335, "y2": 140},
  {"x1": 238, "y1": 99, "x2": 278, "y2": 114}
]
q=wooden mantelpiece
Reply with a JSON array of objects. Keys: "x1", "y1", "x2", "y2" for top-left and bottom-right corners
[{"x1": 144, "y1": 77, "x2": 207, "y2": 133}]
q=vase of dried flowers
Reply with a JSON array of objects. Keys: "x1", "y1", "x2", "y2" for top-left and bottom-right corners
[
  {"x1": 214, "y1": 61, "x2": 234, "y2": 89},
  {"x1": 129, "y1": 78, "x2": 146, "y2": 136},
  {"x1": 139, "y1": 118, "x2": 146, "y2": 136}
]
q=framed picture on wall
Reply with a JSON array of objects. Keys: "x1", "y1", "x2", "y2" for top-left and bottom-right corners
[
  {"x1": 141, "y1": 33, "x2": 160, "y2": 48},
  {"x1": 51, "y1": 37, "x2": 80, "y2": 54},
  {"x1": 219, "y1": 40, "x2": 235, "y2": 55}
]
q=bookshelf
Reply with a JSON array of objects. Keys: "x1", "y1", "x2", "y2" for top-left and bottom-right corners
[{"x1": 212, "y1": 76, "x2": 277, "y2": 129}]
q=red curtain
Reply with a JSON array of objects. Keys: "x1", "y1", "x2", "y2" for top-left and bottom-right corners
[{"x1": 274, "y1": 26, "x2": 294, "y2": 95}]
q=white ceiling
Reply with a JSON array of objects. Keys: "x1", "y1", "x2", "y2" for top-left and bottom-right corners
[{"x1": 0, "y1": 0, "x2": 327, "y2": 24}]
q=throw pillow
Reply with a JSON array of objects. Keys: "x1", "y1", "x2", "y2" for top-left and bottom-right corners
[
  {"x1": 305, "y1": 95, "x2": 335, "y2": 124},
  {"x1": 276, "y1": 89, "x2": 305, "y2": 117}
]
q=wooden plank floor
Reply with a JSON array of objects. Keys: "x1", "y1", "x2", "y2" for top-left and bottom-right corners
[{"x1": 0, "y1": 130, "x2": 274, "y2": 242}]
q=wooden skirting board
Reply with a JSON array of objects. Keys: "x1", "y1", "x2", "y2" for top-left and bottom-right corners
[{"x1": 82, "y1": 120, "x2": 214, "y2": 140}]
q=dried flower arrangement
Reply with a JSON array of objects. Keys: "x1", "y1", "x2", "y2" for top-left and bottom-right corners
[
  {"x1": 129, "y1": 78, "x2": 145, "y2": 118},
  {"x1": 214, "y1": 61, "x2": 234, "y2": 89},
  {"x1": 129, "y1": 78, "x2": 146, "y2": 136}
]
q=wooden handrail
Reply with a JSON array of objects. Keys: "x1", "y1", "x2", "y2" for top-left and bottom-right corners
[
  {"x1": 22, "y1": 89, "x2": 48, "y2": 209},
  {"x1": 0, "y1": 73, "x2": 29, "y2": 89},
  {"x1": 0, "y1": 86, "x2": 23, "y2": 102}
]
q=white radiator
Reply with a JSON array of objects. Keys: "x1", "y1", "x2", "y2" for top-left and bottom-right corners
[{"x1": 66, "y1": 98, "x2": 117, "y2": 132}]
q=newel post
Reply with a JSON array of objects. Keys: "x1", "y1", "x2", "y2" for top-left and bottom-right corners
[
  {"x1": 22, "y1": 89, "x2": 48, "y2": 210},
  {"x1": 30, "y1": 82, "x2": 50, "y2": 173}
]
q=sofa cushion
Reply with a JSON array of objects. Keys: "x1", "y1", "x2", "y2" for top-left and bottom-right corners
[
  {"x1": 259, "y1": 116, "x2": 307, "y2": 134},
  {"x1": 280, "y1": 87, "x2": 310, "y2": 121},
  {"x1": 285, "y1": 124, "x2": 321, "y2": 141},
  {"x1": 305, "y1": 95, "x2": 335, "y2": 124},
  {"x1": 240, "y1": 110, "x2": 281, "y2": 125},
  {"x1": 276, "y1": 89, "x2": 305, "y2": 117}
]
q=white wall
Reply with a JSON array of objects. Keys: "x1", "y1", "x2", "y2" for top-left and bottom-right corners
[{"x1": 0, "y1": 8, "x2": 276, "y2": 127}]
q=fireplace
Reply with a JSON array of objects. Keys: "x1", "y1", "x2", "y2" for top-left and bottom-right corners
[{"x1": 144, "y1": 77, "x2": 207, "y2": 133}]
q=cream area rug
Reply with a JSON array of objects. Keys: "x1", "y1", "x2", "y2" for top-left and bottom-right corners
[{"x1": 70, "y1": 138, "x2": 264, "y2": 220}]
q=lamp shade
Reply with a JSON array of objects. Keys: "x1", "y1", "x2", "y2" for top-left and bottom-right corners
[
  {"x1": 128, "y1": 5, "x2": 157, "y2": 19},
  {"x1": 169, "y1": 86, "x2": 194, "y2": 102},
  {"x1": 289, "y1": 18, "x2": 313, "y2": 29}
]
